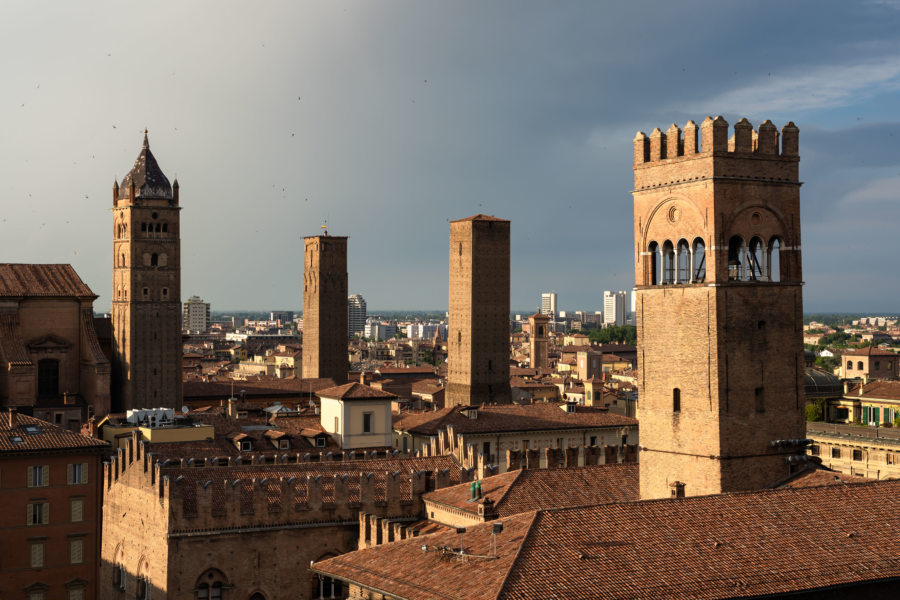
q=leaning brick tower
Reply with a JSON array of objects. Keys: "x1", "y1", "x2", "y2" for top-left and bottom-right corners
[
  {"x1": 302, "y1": 234, "x2": 349, "y2": 384},
  {"x1": 446, "y1": 215, "x2": 511, "y2": 408},
  {"x1": 633, "y1": 116, "x2": 806, "y2": 499}
]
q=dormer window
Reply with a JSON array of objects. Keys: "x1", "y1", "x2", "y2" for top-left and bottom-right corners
[
  {"x1": 240, "y1": 441, "x2": 252, "y2": 452},
  {"x1": 316, "y1": 437, "x2": 326, "y2": 448},
  {"x1": 279, "y1": 439, "x2": 290, "y2": 450},
  {"x1": 566, "y1": 403, "x2": 576, "y2": 413}
]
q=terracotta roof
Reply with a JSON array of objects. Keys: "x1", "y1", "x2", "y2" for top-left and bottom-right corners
[
  {"x1": 852, "y1": 380, "x2": 900, "y2": 400},
  {"x1": 317, "y1": 382, "x2": 397, "y2": 401},
  {"x1": 777, "y1": 466, "x2": 872, "y2": 488},
  {"x1": 315, "y1": 479, "x2": 900, "y2": 600},
  {"x1": 0, "y1": 264, "x2": 95, "y2": 298},
  {"x1": 0, "y1": 412, "x2": 108, "y2": 452},
  {"x1": 183, "y1": 377, "x2": 335, "y2": 401},
  {"x1": 425, "y1": 464, "x2": 639, "y2": 519},
  {"x1": 393, "y1": 403, "x2": 636, "y2": 436},
  {"x1": 840, "y1": 347, "x2": 896, "y2": 357},
  {"x1": 449, "y1": 214, "x2": 510, "y2": 223}
]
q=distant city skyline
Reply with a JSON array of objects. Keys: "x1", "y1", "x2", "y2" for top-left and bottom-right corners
[{"x1": 3, "y1": 2, "x2": 900, "y2": 312}]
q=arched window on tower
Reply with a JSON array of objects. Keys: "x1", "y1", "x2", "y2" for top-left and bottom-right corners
[
  {"x1": 691, "y1": 238, "x2": 706, "y2": 283},
  {"x1": 673, "y1": 388, "x2": 681, "y2": 413},
  {"x1": 676, "y1": 239, "x2": 690, "y2": 283},
  {"x1": 151, "y1": 253, "x2": 159, "y2": 267},
  {"x1": 120, "y1": 254, "x2": 126, "y2": 267},
  {"x1": 141, "y1": 222, "x2": 147, "y2": 233},
  {"x1": 748, "y1": 237, "x2": 766, "y2": 281},
  {"x1": 768, "y1": 237, "x2": 783, "y2": 282},
  {"x1": 662, "y1": 241, "x2": 675, "y2": 284},
  {"x1": 162, "y1": 223, "x2": 168, "y2": 233},
  {"x1": 155, "y1": 223, "x2": 161, "y2": 233},
  {"x1": 728, "y1": 236, "x2": 746, "y2": 281},
  {"x1": 648, "y1": 242, "x2": 659, "y2": 286}
]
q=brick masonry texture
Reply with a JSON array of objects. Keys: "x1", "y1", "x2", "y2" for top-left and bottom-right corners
[
  {"x1": 302, "y1": 236, "x2": 349, "y2": 384},
  {"x1": 634, "y1": 117, "x2": 806, "y2": 499},
  {"x1": 447, "y1": 216, "x2": 511, "y2": 407}
]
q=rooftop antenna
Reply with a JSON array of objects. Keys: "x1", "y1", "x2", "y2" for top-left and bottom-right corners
[
  {"x1": 456, "y1": 526, "x2": 466, "y2": 561},
  {"x1": 321, "y1": 219, "x2": 328, "y2": 236}
]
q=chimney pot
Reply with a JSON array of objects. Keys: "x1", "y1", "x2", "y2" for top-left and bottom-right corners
[{"x1": 9, "y1": 408, "x2": 17, "y2": 428}]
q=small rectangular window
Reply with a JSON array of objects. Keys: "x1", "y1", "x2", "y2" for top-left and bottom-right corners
[
  {"x1": 240, "y1": 441, "x2": 252, "y2": 452},
  {"x1": 27, "y1": 502, "x2": 48, "y2": 525},
  {"x1": 70, "y1": 538, "x2": 84, "y2": 564},
  {"x1": 755, "y1": 387, "x2": 765, "y2": 413},
  {"x1": 30, "y1": 541, "x2": 44, "y2": 567},
  {"x1": 28, "y1": 465, "x2": 49, "y2": 488},
  {"x1": 831, "y1": 448, "x2": 841, "y2": 459},
  {"x1": 315, "y1": 437, "x2": 326, "y2": 448},
  {"x1": 852, "y1": 449, "x2": 863, "y2": 461},
  {"x1": 363, "y1": 412, "x2": 373, "y2": 434},
  {"x1": 68, "y1": 463, "x2": 88, "y2": 485},
  {"x1": 810, "y1": 445, "x2": 820, "y2": 457},
  {"x1": 71, "y1": 498, "x2": 84, "y2": 522},
  {"x1": 279, "y1": 439, "x2": 290, "y2": 450}
]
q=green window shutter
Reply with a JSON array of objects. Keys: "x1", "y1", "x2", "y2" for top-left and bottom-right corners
[
  {"x1": 41, "y1": 503, "x2": 49, "y2": 524},
  {"x1": 862, "y1": 407, "x2": 869, "y2": 423},
  {"x1": 43, "y1": 464, "x2": 50, "y2": 487},
  {"x1": 27, "y1": 466, "x2": 34, "y2": 488},
  {"x1": 874, "y1": 407, "x2": 880, "y2": 424},
  {"x1": 81, "y1": 462, "x2": 88, "y2": 484},
  {"x1": 67, "y1": 463, "x2": 74, "y2": 485}
]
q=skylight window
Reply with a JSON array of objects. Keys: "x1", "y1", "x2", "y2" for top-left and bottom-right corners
[
  {"x1": 22, "y1": 425, "x2": 42, "y2": 435},
  {"x1": 9, "y1": 436, "x2": 24, "y2": 443}
]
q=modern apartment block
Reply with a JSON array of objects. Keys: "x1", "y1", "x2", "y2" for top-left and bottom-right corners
[
  {"x1": 348, "y1": 294, "x2": 367, "y2": 337},
  {"x1": 603, "y1": 290, "x2": 627, "y2": 327},
  {"x1": 182, "y1": 295, "x2": 210, "y2": 333}
]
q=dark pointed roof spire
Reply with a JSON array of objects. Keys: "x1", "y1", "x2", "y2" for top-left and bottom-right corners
[{"x1": 120, "y1": 130, "x2": 172, "y2": 201}]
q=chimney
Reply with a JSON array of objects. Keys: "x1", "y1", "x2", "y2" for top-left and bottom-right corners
[
  {"x1": 227, "y1": 397, "x2": 237, "y2": 419},
  {"x1": 9, "y1": 408, "x2": 17, "y2": 428}
]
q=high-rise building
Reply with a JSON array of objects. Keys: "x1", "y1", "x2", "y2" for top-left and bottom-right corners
[
  {"x1": 633, "y1": 116, "x2": 804, "y2": 499},
  {"x1": 447, "y1": 215, "x2": 511, "y2": 407},
  {"x1": 348, "y1": 294, "x2": 367, "y2": 337},
  {"x1": 183, "y1": 295, "x2": 210, "y2": 333},
  {"x1": 540, "y1": 292, "x2": 557, "y2": 318},
  {"x1": 528, "y1": 312, "x2": 550, "y2": 369},
  {"x1": 603, "y1": 291, "x2": 627, "y2": 327},
  {"x1": 112, "y1": 131, "x2": 182, "y2": 410},
  {"x1": 270, "y1": 310, "x2": 294, "y2": 325},
  {"x1": 301, "y1": 234, "x2": 348, "y2": 383},
  {"x1": 364, "y1": 319, "x2": 396, "y2": 341}
]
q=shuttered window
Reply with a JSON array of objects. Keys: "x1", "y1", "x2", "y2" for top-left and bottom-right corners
[
  {"x1": 67, "y1": 463, "x2": 88, "y2": 485},
  {"x1": 28, "y1": 465, "x2": 49, "y2": 487},
  {"x1": 71, "y1": 498, "x2": 84, "y2": 522},
  {"x1": 70, "y1": 539, "x2": 83, "y2": 564},
  {"x1": 28, "y1": 591, "x2": 44, "y2": 600},
  {"x1": 30, "y1": 542, "x2": 44, "y2": 567},
  {"x1": 68, "y1": 589, "x2": 84, "y2": 600},
  {"x1": 27, "y1": 503, "x2": 48, "y2": 525}
]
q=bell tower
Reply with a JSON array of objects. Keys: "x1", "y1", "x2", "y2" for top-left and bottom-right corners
[
  {"x1": 112, "y1": 131, "x2": 183, "y2": 411},
  {"x1": 633, "y1": 116, "x2": 805, "y2": 499}
]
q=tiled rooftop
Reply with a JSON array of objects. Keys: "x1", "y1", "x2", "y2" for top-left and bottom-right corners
[
  {"x1": 0, "y1": 412, "x2": 107, "y2": 452},
  {"x1": 424, "y1": 464, "x2": 639, "y2": 518},
  {"x1": 315, "y1": 479, "x2": 900, "y2": 600},
  {"x1": 393, "y1": 403, "x2": 636, "y2": 436},
  {"x1": 0, "y1": 263, "x2": 96, "y2": 298},
  {"x1": 317, "y1": 382, "x2": 398, "y2": 401}
]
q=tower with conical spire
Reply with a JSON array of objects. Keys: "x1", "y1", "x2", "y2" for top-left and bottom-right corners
[{"x1": 111, "y1": 130, "x2": 183, "y2": 411}]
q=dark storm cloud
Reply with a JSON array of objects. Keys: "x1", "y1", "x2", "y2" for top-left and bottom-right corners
[{"x1": 1, "y1": 1, "x2": 898, "y2": 312}]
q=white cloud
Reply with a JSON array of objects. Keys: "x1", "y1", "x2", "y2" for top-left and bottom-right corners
[{"x1": 687, "y1": 56, "x2": 900, "y2": 115}]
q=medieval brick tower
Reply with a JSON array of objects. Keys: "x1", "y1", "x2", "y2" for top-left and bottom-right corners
[
  {"x1": 446, "y1": 215, "x2": 511, "y2": 407},
  {"x1": 633, "y1": 117, "x2": 805, "y2": 499},
  {"x1": 528, "y1": 312, "x2": 549, "y2": 370},
  {"x1": 302, "y1": 234, "x2": 348, "y2": 384},
  {"x1": 112, "y1": 131, "x2": 183, "y2": 411}
]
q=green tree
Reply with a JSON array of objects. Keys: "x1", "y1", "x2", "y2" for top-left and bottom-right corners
[{"x1": 805, "y1": 402, "x2": 823, "y2": 422}]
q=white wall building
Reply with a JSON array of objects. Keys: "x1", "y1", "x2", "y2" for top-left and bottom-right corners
[
  {"x1": 183, "y1": 295, "x2": 210, "y2": 333},
  {"x1": 348, "y1": 294, "x2": 367, "y2": 337},
  {"x1": 603, "y1": 291, "x2": 627, "y2": 327},
  {"x1": 541, "y1": 292, "x2": 557, "y2": 318},
  {"x1": 364, "y1": 318, "x2": 396, "y2": 341}
]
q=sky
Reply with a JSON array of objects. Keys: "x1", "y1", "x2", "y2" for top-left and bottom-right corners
[{"x1": 1, "y1": 1, "x2": 899, "y2": 314}]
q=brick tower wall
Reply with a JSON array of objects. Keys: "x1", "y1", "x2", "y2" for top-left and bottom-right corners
[
  {"x1": 112, "y1": 196, "x2": 183, "y2": 411},
  {"x1": 302, "y1": 236, "x2": 348, "y2": 384},
  {"x1": 529, "y1": 314, "x2": 550, "y2": 369},
  {"x1": 447, "y1": 217, "x2": 511, "y2": 407},
  {"x1": 634, "y1": 117, "x2": 805, "y2": 499}
]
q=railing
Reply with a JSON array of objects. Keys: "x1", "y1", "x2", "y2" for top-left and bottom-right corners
[{"x1": 807, "y1": 422, "x2": 900, "y2": 441}]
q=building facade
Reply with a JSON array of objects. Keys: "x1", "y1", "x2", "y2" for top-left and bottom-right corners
[
  {"x1": 446, "y1": 215, "x2": 511, "y2": 407},
  {"x1": 0, "y1": 410, "x2": 107, "y2": 600},
  {"x1": 540, "y1": 292, "x2": 556, "y2": 318},
  {"x1": 602, "y1": 290, "x2": 627, "y2": 326},
  {"x1": 182, "y1": 295, "x2": 210, "y2": 334},
  {"x1": 348, "y1": 294, "x2": 366, "y2": 337},
  {"x1": 301, "y1": 235, "x2": 348, "y2": 383},
  {"x1": 0, "y1": 264, "x2": 111, "y2": 424},
  {"x1": 112, "y1": 131, "x2": 183, "y2": 411},
  {"x1": 633, "y1": 116, "x2": 806, "y2": 499}
]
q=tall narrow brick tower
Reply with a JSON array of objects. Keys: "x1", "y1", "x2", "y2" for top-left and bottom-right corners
[
  {"x1": 302, "y1": 234, "x2": 348, "y2": 384},
  {"x1": 446, "y1": 215, "x2": 511, "y2": 407},
  {"x1": 528, "y1": 312, "x2": 549, "y2": 370},
  {"x1": 112, "y1": 131, "x2": 183, "y2": 411},
  {"x1": 633, "y1": 116, "x2": 805, "y2": 499}
]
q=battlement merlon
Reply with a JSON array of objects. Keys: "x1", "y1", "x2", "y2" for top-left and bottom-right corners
[{"x1": 633, "y1": 117, "x2": 799, "y2": 189}]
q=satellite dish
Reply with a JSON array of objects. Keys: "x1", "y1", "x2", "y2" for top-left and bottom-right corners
[{"x1": 181, "y1": 406, "x2": 189, "y2": 414}]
